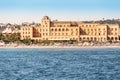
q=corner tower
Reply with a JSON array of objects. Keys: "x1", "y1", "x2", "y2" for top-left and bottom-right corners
[{"x1": 41, "y1": 16, "x2": 51, "y2": 40}]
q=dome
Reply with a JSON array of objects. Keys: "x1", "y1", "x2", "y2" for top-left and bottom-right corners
[{"x1": 42, "y1": 16, "x2": 50, "y2": 20}]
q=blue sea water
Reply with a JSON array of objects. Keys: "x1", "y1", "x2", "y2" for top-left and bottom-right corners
[{"x1": 0, "y1": 48, "x2": 120, "y2": 80}]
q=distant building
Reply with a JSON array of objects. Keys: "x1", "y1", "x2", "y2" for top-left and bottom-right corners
[
  {"x1": 20, "y1": 16, "x2": 119, "y2": 42},
  {"x1": 2, "y1": 27, "x2": 20, "y2": 34},
  {"x1": 2, "y1": 27, "x2": 13, "y2": 34}
]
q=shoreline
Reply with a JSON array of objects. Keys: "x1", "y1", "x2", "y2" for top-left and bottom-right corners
[{"x1": 0, "y1": 45, "x2": 120, "y2": 49}]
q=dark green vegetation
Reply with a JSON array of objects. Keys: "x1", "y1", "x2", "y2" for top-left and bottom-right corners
[
  {"x1": 0, "y1": 32, "x2": 78, "y2": 45},
  {"x1": 0, "y1": 33, "x2": 21, "y2": 44}
]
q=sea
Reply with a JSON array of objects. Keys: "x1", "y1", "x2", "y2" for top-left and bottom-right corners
[{"x1": 0, "y1": 48, "x2": 120, "y2": 80}]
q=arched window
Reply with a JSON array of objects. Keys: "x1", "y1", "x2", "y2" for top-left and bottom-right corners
[
  {"x1": 59, "y1": 29, "x2": 61, "y2": 31},
  {"x1": 94, "y1": 38, "x2": 96, "y2": 41},
  {"x1": 62, "y1": 28, "x2": 64, "y2": 31},
  {"x1": 115, "y1": 28, "x2": 117, "y2": 31},
  {"x1": 52, "y1": 29, "x2": 54, "y2": 31},
  {"x1": 87, "y1": 37, "x2": 89, "y2": 40},
  {"x1": 115, "y1": 37, "x2": 118, "y2": 40},
  {"x1": 55, "y1": 29, "x2": 57, "y2": 31},
  {"x1": 66, "y1": 28, "x2": 68, "y2": 31},
  {"x1": 91, "y1": 37, "x2": 93, "y2": 40},
  {"x1": 80, "y1": 38, "x2": 81, "y2": 40},
  {"x1": 111, "y1": 37, "x2": 114, "y2": 40}
]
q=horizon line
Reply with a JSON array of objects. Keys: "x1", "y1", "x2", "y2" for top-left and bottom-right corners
[{"x1": 0, "y1": 16, "x2": 119, "y2": 24}]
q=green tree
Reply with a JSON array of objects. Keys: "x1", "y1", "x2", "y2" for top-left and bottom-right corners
[
  {"x1": 12, "y1": 33, "x2": 21, "y2": 42},
  {"x1": 22, "y1": 38, "x2": 31, "y2": 45},
  {"x1": 3, "y1": 34, "x2": 11, "y2": 43},
  {"x1": 2, "y1": 33, "x2": 21, "y2": 43},
  {"x1": 0, "y1": 32, "x2": 3, "y2": 40}
]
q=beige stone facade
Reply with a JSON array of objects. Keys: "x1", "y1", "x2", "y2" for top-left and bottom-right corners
[{"x1": 20, "y1": 16, "x2": 119, "y2": 42}]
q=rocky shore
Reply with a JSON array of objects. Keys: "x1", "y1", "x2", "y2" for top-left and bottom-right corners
[{"x1": 0, "y1": 42, "x2": 120, "y2": 49}]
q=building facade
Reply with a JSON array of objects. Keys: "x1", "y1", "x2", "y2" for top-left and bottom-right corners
[{"x1": 20, "y1": 16, "x2": 119, "y2": 42}]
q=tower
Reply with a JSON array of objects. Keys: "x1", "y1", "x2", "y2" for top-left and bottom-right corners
[{"x1": 41, "y1": 16, "x2": 51, "y2": 40}]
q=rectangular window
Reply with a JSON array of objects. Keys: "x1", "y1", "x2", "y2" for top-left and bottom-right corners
[
  {"x1": 76, "y1": 29, "x2": 78, "y2": 31},
  {"x1": 66, "y1": 33, "x2": 68, "y2": 35},
  {"x1": 55, "y1": 33, "x2": 57, "y2": 35},
  {"x1": 76, "y1": 33, "x2": 78, "y2": 35}
]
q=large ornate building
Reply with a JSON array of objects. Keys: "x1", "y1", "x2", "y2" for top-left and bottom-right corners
[{"x1": 20, "y1": 16, "x2": 119, "y2": 42}]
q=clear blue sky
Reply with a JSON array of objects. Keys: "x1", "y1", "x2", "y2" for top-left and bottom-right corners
[{"x1": 0, "y1": 0, "x2": 120, "y2": 24}]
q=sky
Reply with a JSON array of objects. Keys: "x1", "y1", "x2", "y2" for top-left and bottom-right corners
[{"x1": 0, "y1": 0, "x2": 120, "y2": 24}]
